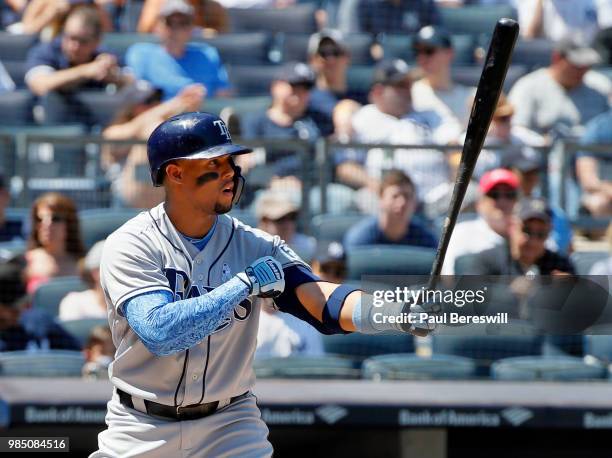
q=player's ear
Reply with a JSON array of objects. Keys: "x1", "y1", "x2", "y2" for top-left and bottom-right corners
[{"x1": 164, "y1": 161, "x2": 184, "y2": 185}]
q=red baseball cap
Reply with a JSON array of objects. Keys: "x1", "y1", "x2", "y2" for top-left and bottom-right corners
[{"x1": 479, "y1": 168, "x2": 519, "y2": 194}]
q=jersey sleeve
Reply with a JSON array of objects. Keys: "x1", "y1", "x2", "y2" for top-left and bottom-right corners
[
  {"x1": 100, "y1": 231, "x2": 173, "y2": 314},
  {"x1": 271, "y1": 237, "x2": 310, "y2": 270}
]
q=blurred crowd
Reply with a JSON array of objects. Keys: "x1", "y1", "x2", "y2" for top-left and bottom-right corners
[{"x1": 0, "y1": 0, "x2": 610, "y2": 368}]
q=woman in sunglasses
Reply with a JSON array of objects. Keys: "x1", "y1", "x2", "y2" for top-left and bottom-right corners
[{"x1": 24, "y1": 192, "x2": 85, "y2": 294}]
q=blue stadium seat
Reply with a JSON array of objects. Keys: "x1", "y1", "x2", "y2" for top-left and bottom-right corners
[
  {"x1": 0, "y1": 90, "x2": 33, "y2": 125},
  {"x1": 311, "y1": 213, "x2": 364, "y2": 242},
  {"x1": 491, "y1": 355, "x2": 607, "y2": 381},
  {"x1": 195, "y1": 32, "x2": 273, "y2": 65},
  {"x1": 78, "y1": 208, "x2": 141, "y2": 250},
  {"x1": 346, "y1": 65, "x2": 374, "y2": 95},
  {"x1": 26, "y1": 178, "x2": 112, "y2": 209},
  {"x1": 439, "y1": 5, "x2": 517, "y2": 36},
  {"x1": 511, "y1": 38, "x2": 554, "y2": 70},
  {"x1": 362, "y1": 353, "x2": 477, "y2": 380},
  {"x1": 584, "y1": 327, "x2": 612, "y2": 364},
  {"x1": 253, "y1": 356, "x2": 361, "y2": 379},
  {"x1": 281, "y1": 33, "x2": 374, "y2": 65},
  {"x1": 452, "y1": 64, "x2": 527, "y2": 92},
  {"x1": 228, "y1": 4, "x2": 318, "y2": 34},
  {"x1": 0, "y1": 240, "x2": 26, "y2": 262},
  {"x1": 226, "y1": 65, "x2": 280, "y2": 96},
  {"x1": 0, "y1": 32, "x2": 37, "y2": 61},
  {"x1": 201, "y1": 96, "x2": 271, "y2": 117},
  {"x1": 347, "y1": 245, "x2": 436, "y2": 279},
  {"x1": 101, "y1": 32, "x2": 159, "y2": 59},
  {"x1": 0, "y1": 350, "x2": 85, "y2": 377},
  {"x1": 31, "y1": 276, "x2": 88, "y2": 317},
  {"x1": 61, "y1": 318, "x2": 109, "y2": 348},
  {"x1": 3, "y1": 60, "x2": 28, "y2": 88},
  {"x1": 323, "y1": 332, "x2": 414, "y2": 360},
  {"x1": 570, "y1": 251, "x2": 609, "y2": 276}
]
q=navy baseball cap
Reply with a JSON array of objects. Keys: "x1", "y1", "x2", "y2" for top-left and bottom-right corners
[
  {"x1": 373, "y1": 59, "x2": 415, "y2": 85},
  {"x1": 275, "y1": 62, "x2": 316, "y2": 88},
  {"x1": 314, "y1": 241, "x2": 346, "y2": 264},
  {"x1": 516, "y1": 198, "x2": 552, "y2": 223},
  {"x1": 414, "y1": 26, "x2": 453, "y2": 49}
]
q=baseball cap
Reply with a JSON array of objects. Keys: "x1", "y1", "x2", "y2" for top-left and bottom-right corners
[
  {"x1": 159, "y1": 0, "x2": 194, "y2": 17},
  {"x1": 479, "y1": 168, "x2": 519, "y2": 194},
  {"x1": 516, "y1": 198, "x2": 551, "y2": 223},
  {"x1": 84, "y1": 240, "x2": 105, "y2": 271},
  {"x1": 555, "y1": 36, "x2": 601, "y2": 67},
  {"x1": 373, "y1": 59, "x2": 415, "y2": 86},
  {"x1": 275, "y1": 62, "x2": 316, "y2": 88},
  {"x1": 414, "y1": 26, "x2": 452, "y2": 49},
  {"x1": 314, "y1": 241, "x2": 345, "y2": 264},
  {"x1": 255, "y1": 192, "x2": 299, "y2": 221},
  {"x1": 307, "y1": 29, "x2": 348, "y2": 56}
]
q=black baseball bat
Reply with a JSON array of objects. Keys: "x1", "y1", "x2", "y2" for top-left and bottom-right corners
[{"x1": 427, "y1": 18, "x2": 519, "y2": 289}]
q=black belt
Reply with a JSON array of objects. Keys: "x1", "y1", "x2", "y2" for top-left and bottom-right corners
[{"x1": 117, "y1": 389, "x2": 250, "y2": 421}]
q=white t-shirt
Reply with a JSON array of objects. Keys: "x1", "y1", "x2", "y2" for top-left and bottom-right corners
[
  {"x1": 411, "y1": 79, "x2": 476, "y2": 129},
  {"x1": 256, "y1": 309, "x2": 324, "y2": 358},
  {"x1": 441, "y1": 217, "x2": 505, "y2": 275},
  {"x1": 58, "y1": 289, "x2": 107, "y2": 321},
  {"x1": 352, "y1": 104, "x2": 452, "y2": 201}
]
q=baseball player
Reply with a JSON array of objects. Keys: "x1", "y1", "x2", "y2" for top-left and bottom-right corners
[{"x1": 91, "y1": 112, "x2": 434, "y2": 458}]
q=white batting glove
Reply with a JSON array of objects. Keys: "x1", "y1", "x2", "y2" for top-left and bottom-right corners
[
  {"x1": 400, "y1": 301, "x2": 441, "y2": 337},
  {"x1": 237, "y1": 256, "x2": 285, "y2": 298}
]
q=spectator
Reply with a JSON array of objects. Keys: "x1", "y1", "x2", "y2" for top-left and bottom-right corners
[
  {"x1": 411, "y1": 25, "x2": 474, "y2": 130},
  {"x1": 82, "y1": 325, "x2": 115, "y2": 379},
  {"x1": 102, "y1": 83, "x2": 205, "y2": 208},
  {"x1": 0, "y1": 259, "x2": 80, "y2": 352},
  {"x1": 125, "y1": 0, "x2": 231, "y2": 100},
  {"x1": 508, "y1": 36, "x2": 609, "y2": 138},
  {"x1": 24, "y1": 5, "x2": 130, "y2": 96},
  {"x1": 338, "y1": 0, "x2": 441, "y2": 35},
  {"x1": 589, "y1": 222, "x2": 612, "y2": 274},
  {"x1": 441, "y1": 168, "x2": 520, "y2": 274},
  {"x1": 344, "y1": 169, "x2": 437, "y2": 249},
  {"x1": 24, "y1": 193, "x2": 85, "y2": 294},
  {"x1": 458, "y1": 198, "x2": 575, "y2": 275},
  {"x1": 138, "y1": 0, "x2": 229, "y2": 35},
  {"x1": 0, "y1": 173, "x2": 23, "y2": 242},
  {"x1": 59, "y1": 240, "x2": 107, "y2": 321},
  {"x1": 307, "y1": 29, "x2": 367, "y2": 121},
  {"x1": 516, "y1": 0, "x2": 599, "y2": 43},
  {"x1": 255, "y1": 191, "x2": 316, "y2": 262},
  {"x1": 311, "y1": 240, "x2": 347, "y2": 283},
  {"x1": 0, "y1": 60, "x2": 16, "y2": 93},
  {"x1": 576, "y1": 108, "x2": 612, "y2": 217},
  {"x1": 509, "y1": 155, "x2": 573, "y2": 255},
  {"x1": 351, "y1": 59, "x2": 457, "y2": 205}
]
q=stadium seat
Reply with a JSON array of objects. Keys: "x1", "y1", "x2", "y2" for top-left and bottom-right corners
[
  {"x1": 323, "y1": 332, "x2": 414, "y2": 360},
  {"x1": 101, "y1": 33, "x2": 159, "y2": 58},
  {"x1": 311, "y1": 213, "x2": 364, "y2": 242},
  {"x1": 78, "y1": 208, "x2": 141, "y2": 250},
  {"x1": 347, "y1": 245, "x2": 436, "y2": 279},
  {"x1": 61, "y1": 318, "x2": 109, "y2": 348},
  {"x1": 381, "y1": 33, "x2": 475, "y2": 65},
  {"x1": 3, "y1": 60, "x2": 28, "y2": 88},
  {"x1": 31, "y1": 276, "x2": 88, "y2": 317},
  {"x1": 452, "y1": 64, "x2": 527, "y2": 92},
  {"x1": 362, "y1": 353, "x2": 477, "y2": 380},
  {"x1": 491, "y1": 355, "x2": 607, "y2": 381},
  {"x1": 439, "y1": 5, "x2": 517, "y2": 36},
  {"x1": 570, "y1": 251, "x2": 609, "y2": 276},
  {"x1": 0, "y1": 32, "x2": 37, "y2": 61},
  {"x1": 194, "y1": 32, "x2": 273, "y2": 65},
  {"x1": 0, "y1": 90, "x2": 33, "y2": 125},
  {"x1": 0, "y1": 350, "x2": 85, "y2": 377},
  {"x1": 73, "y1": 90, "x2": 133, "y2": 128},
  {"x1": 281, "y1": 33, "x2": 374, "y2": 65},
  {"x1": 228, "y1": 4, "x2": 318, "y2": 34},
  {"x1": 253, "y1": 356, "x2": 361, "y2": 379},
  {"x1": 202, "y1": 96, "x2": 271, "y2": 117},
  {"x1": 226, "y1": 65, "x2": 280, "y2": 96},
  {"x1": 511, "y1": 38, "x2": 554, "y2": 70},
  {"x1": 26, "y1": 178, "x2": 112, "y2": 209},
  {"x1": 346, "y1": 65, "x2": 374, "y2": 95},
  {"x1": 584, "y1": 327, "x2": 612, "y2": 364}
]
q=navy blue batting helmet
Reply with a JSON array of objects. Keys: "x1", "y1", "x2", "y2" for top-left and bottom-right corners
[{"x1": 147, "y1": 112, "x2": 252, "y2": 191}]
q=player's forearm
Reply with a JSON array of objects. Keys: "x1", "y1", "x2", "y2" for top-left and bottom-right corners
[{"x1": 124, "y1": 276, "x2": 249, "y2": 356}]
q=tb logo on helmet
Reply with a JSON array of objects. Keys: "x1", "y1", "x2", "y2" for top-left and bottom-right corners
[{"x1": 213, "y1": 120, "x2": 231, "y2": 141}]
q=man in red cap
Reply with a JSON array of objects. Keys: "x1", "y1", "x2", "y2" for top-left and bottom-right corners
[{"x1": 441, "y1": 168, "x2": 519, "y2": 275}]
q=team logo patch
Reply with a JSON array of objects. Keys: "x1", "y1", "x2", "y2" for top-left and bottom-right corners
[
  {"x1": 221, "y1": 263, "x2": 232, "y2": 282},
  {"x1": 213, "y1": 120, "x2": 231, "y2": 141}
]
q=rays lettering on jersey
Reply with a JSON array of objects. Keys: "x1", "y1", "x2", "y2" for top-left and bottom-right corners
[{"x1": 164, "y1": 267, "x2": 251, "y2": 333}]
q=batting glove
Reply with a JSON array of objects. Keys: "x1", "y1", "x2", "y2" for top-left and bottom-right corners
[
  {"x1": 400, "y1": 301, "x2": 441, "y2": 337},
  {"x1": 237, "y1": 256, "x2": 285, "y2": 298}
]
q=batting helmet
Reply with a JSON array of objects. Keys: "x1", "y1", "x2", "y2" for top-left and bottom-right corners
[{"x1": 147, "y1": 112, "x2": 251, "y2": 204}]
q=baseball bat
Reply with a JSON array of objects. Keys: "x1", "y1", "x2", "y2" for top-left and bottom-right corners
[{"x1": 427, "y1": 18, "x2": 519, "y2": 290}]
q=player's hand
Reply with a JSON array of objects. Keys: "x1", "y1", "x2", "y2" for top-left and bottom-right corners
[
  {"x1": 237, "y1": 256, "x2": 285, "y2": 298},
  {"x1": 399, "y1": 301, "x2": 440, "y2": 337}
]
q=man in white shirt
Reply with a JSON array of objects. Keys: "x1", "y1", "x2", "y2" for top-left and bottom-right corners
[{"x1": 441, "y1": 168, "x2": 520, "y2": 275}]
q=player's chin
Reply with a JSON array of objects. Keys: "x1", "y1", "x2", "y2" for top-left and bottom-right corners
[{"x1": 214, "y1": 199, "x2": 233, "y2": 214}]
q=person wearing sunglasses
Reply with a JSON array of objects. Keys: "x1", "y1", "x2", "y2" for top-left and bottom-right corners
[
  {"x1": 441, "y1": 168, "x2": 520, "y2": 275},
  {"x1": 458, "y1": 197, "x2": 575, "y2": 275},
  {"x1": 125, "y1": 0, "x2": 231, "y2": 100},
  {"x1": 411, "y1": 25, "x2": 472, "y2": 134},
  {"x1": 24, "y1": 192, "x2": 85, "y2": 294}
]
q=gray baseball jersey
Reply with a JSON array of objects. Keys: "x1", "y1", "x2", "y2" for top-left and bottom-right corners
[{"x1": 100, "y1": 202, "x2": 307, "y2": 406}]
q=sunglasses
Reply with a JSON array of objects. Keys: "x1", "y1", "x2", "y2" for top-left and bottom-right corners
[
  {"x1": 494, "y1": 115, "x2": 512, "y2": 123},
  {"x1": 486, "y1": 190, "x2": 518, "y2": 200},
  {"x1": 522, "y1": 229, "x2": 548, "y2": 240},
  {"x1": 165, "y1": 17, "x2": 192, "y2": 29},
  {"x1": 415, "y1": 47, "x2": 437, "y2": 56},
  {"x1": 35, "y1": 214, "x2": 66, "y2": 224},
  {"x1": 318, "y1": 48, "x2": 345, "y2": 59}
]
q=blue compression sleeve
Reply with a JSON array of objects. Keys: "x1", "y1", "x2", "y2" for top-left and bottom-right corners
[{"x1": 123, "y1": 276, "x2": 249, "y2": 356}]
